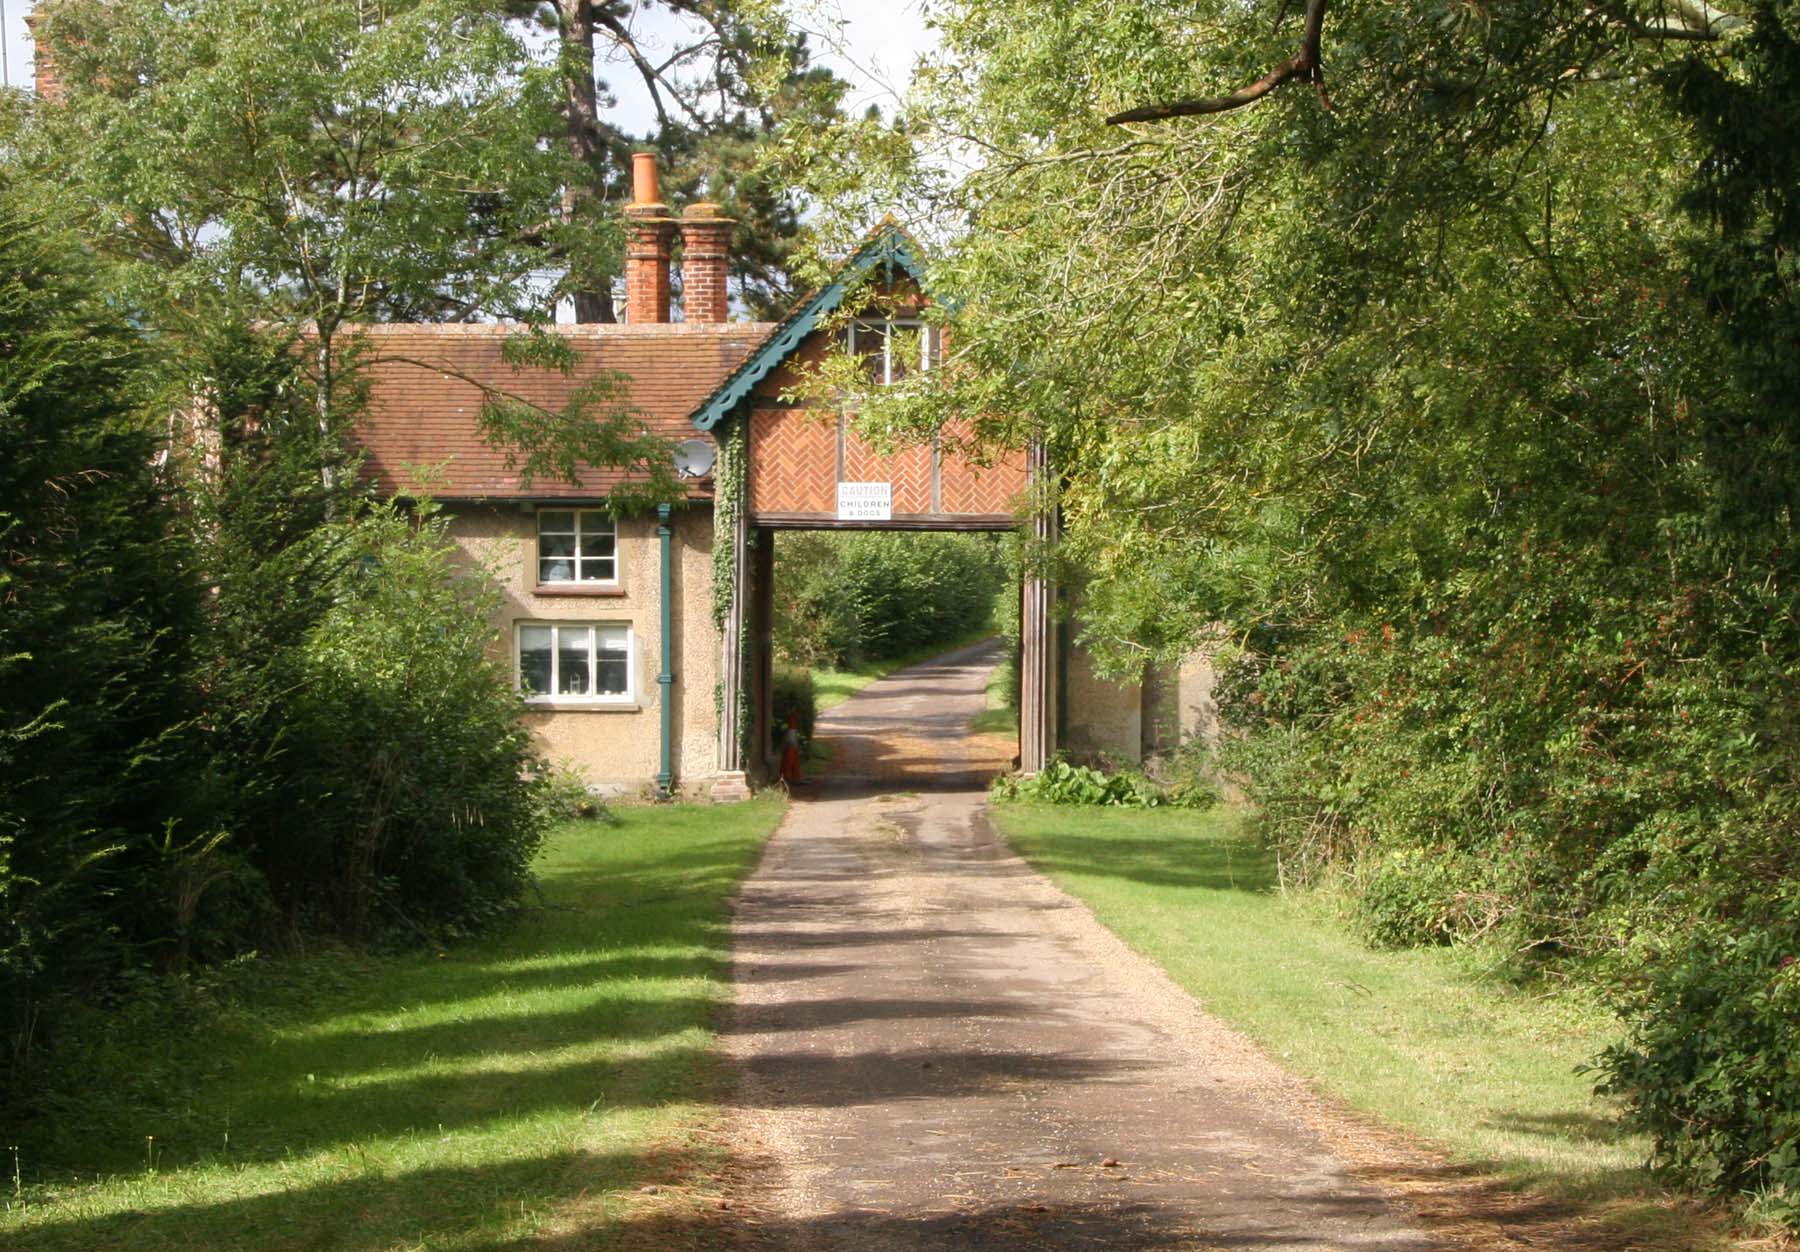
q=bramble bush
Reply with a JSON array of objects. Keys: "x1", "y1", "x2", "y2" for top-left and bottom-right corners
[{"x1": 1596, "y1": 888, "x2": 1800, "y2": 1223}]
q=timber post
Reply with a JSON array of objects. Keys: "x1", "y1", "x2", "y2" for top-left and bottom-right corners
[{"x1": 1020, "y1": 439, "x2": 1058, "y2": 774}]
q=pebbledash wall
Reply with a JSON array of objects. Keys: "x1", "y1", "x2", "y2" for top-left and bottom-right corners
[{"x1": 444, "y1": 505, "x2": 724, "y2": 795}]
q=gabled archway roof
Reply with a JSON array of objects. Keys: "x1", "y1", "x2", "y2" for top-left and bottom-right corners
[{"x1": 688, "y1": 219, "x2": 933, "y2": 432}]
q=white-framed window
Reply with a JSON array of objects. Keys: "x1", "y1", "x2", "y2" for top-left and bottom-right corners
[
  {"x1": 537, "y1": 509, "x2": 617, "y2": 585},
  {"x1": 844, "y1": 318, "x2": 941, "y2": 385},
  {"x1": 517, "y1": 623, "x2": 633, "y2": 703}
]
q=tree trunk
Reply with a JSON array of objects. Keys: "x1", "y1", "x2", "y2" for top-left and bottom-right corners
[
  {"x1": 559, "y1": 0, "x2": 616, "y2": 323},
  {"x1": 316, "y1": 325, "x2": 337, "y2": 507}
]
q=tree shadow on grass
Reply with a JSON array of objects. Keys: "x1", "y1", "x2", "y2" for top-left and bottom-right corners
[
  {"x1": 1483, "y1": 1109, "x2": 1639, "y2": 1147},
  {"x1": 11, "y1": 820, "x2": 771, "y2": 1202},
  {"x1": 8, "y1": 1149, "x2": 665, "y2": 1252}
]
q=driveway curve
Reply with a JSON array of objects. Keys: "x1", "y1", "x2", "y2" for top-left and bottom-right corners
[{"x1": 725, "y1": 638, "x2": 1439, "y2": 1251}]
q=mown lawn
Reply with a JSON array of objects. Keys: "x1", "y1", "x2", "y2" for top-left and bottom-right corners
[
  {"x1": 993, "y1": 802, "x2": 1722, "y2": 1246},
  {"x1": 2, "y1": 797, "x2": 785, "y2": 1251}
]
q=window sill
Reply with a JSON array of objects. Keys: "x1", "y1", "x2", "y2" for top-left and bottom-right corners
[
  {"x1": 534, "y1": 583, "x2": 627, "y2": 598},
  {"x1": 522, "y1": 700, "x2": 643, "y2": 713}
]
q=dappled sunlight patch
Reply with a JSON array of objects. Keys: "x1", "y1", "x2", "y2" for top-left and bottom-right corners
[
  {"x1": 470, "y1": 943, "x2": 717, "y2": 978},
  {"x1": 301, "y1": 1025, "x2": 718, "y2": 1095},
  {"x1": 291, "y1": 977, "x2": 719, "y2": 1046}
]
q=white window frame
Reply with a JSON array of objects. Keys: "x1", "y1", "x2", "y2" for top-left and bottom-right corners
[
  {"x1": 845, "y1": 318, "x2": 941, "y2": 385},
  {"x1": 536, "y1": 508, "x2": 618, "y2": 586},
  {"x1": 516, "y1": 622, "x2": 635, "y2": 705}
]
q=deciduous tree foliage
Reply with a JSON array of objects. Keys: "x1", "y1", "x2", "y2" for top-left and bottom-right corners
[
  {"x1": 784, "y1": 0, "x2": 1800, "y2": 1217},
  {"x1": 772, "y1": 532, "x2": 1007, "y2": 667},
  {"x1": 26, "y1": 0, "x2": 569, "y2": 439}
]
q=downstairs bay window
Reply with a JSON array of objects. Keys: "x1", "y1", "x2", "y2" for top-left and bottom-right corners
[{"x1": 517, "y1": 623, "x2": 633, "y2": 704}]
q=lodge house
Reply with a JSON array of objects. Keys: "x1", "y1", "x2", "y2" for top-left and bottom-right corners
[
  {"x1": 349, "y1": 156, "x2": 1216, "y2": 798},
  {"x1": 28, "y1": 0, "x2": 1213, "y2": 797}
]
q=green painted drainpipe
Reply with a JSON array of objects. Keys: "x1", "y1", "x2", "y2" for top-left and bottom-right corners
[{"x1": 656, "y1": 503, "x2": 675, "y2": 795}]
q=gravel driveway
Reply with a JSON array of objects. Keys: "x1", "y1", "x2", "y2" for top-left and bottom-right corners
[{"x1": 721, "y1": 638, "x2": 1441, "y2": 1251}]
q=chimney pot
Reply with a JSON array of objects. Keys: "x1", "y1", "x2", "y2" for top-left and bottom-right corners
[{"x1": 631, "y1": 152, "x2": 661, "y2": 207}]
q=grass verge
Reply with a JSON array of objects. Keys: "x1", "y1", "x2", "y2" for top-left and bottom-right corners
[
  {"x1": 992, "y1": 801, "x2": 1730, "y2": 1247},
  {"x1": 2, "y1": 796, "x2": 786, "y2": 1251},
  {"x1": 811, "y1": 628, "x2": 998, "y2": 712},
  {"x1": 968, "y1": 647, "x2": 1018, "y2": 740}
]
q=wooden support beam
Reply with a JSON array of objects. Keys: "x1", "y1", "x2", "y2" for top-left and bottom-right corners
[{"x1": 1020, "y1": 441, "x2": 1058, "y2": 775}]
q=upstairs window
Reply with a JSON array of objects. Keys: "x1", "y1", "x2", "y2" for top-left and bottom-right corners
[
  {"x1": 538, "y1": 509, "x2": 616, "y2": 585},
  {"x1": 845, "y1": 318, "x2": 941, "y2": 385},
  {"x1": 517, "y1": 623, "x2": 632, "y2": 702}
]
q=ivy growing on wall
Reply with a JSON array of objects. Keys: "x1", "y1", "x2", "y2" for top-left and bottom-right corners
[
  {"x1": 711, "y1": 417, "x2": 745, "y2": 633},
  {"x1": 709, "y1": 419, "x2": 752, "y2": 764}
]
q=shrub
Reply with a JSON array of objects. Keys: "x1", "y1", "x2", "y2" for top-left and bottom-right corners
[
  {"x1": 1595, "y1": 891, "x2": 1800, "y2": 1220},
  {"x1": 260, "y1": 503, "x2": 547, "y2": 939},
  {"x1": 770, "y1": 664, "x2": 817, "y2": 753},
  {"x1": 993, "y1": 759, "x2": 1216, "y2": 809},
  {"x1": 535, "y1": 763, "x2": 614, "y2": 824},
  {"x1": 1355, "y1": 847, "x2": 1485, "y2": 949}
]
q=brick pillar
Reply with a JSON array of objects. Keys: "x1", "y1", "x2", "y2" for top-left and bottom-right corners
[
  {"x1": 624, "y1": 153, "x2": 675, "y2": 324},
  {"x1": 679, "y1": 203, "x2": 735, "y2": 324}
]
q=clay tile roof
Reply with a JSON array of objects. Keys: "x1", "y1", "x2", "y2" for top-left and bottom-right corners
[{"x1": 351, "y1": 322, "x2": 776, "y2": 501}]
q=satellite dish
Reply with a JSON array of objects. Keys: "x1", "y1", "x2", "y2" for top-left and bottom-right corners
[{"x1": 673, "y1": 438, "x2": 717, "y2": 479}]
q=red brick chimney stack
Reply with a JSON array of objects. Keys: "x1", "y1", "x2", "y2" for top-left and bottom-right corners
[
  {"x1": 25, "y1": 10, "x2": 68, "y2": 105},
  {"x1": 624, "y1": 152, "x2": 676, "y2": 324},
  {"x1": 679, "y1": 203, "x2": 735, "y2": 324}
]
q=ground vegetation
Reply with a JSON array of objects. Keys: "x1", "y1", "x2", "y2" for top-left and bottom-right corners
[{"x1": 995, "y1": 801, "x2": 1728, "y2": 1247}]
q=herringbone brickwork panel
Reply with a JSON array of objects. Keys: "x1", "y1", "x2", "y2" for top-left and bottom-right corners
[
  {"x1": 842, "y1": 429, "x2": 932, "y2": 513},
  {"x1": 940, "y1": 441, "x2": 1028, "y2": 517},
  {"x1": 750, "y1": 408, "x2": 837, "y2": 514},
  {"x1": 749, "y1": 407, "x2": 1025, "y2": 521}
]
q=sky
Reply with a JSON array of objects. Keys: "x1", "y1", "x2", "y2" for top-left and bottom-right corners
[
  {"x1": 1, "y1": 0, "x2": 941, "y2": 321},
  {"x1": 0, "y1": 0, "x2": 942, "y2": 116}
]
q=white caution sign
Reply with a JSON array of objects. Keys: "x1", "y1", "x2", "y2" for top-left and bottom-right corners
[{"x1": 836, "y1": 481, "x2": 893, "y2": 521}]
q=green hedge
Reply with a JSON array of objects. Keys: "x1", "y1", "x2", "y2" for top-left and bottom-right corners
[{"x1": 774, "y1": 531, "x2": 1009, "y2": 667}]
